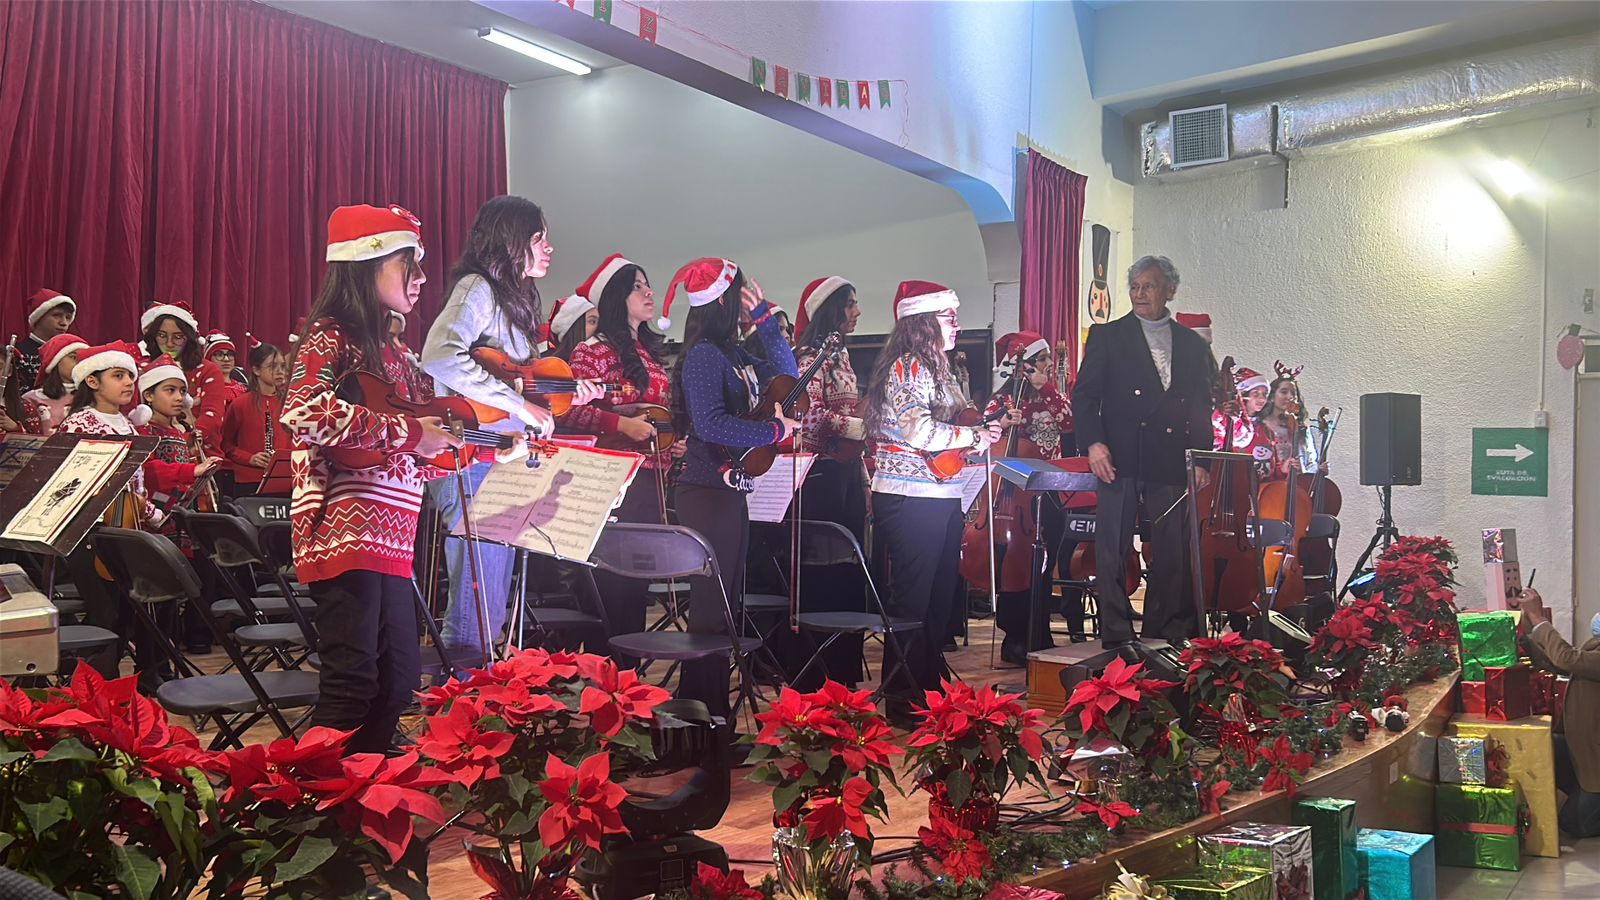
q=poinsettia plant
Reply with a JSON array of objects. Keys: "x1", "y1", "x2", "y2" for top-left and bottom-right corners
[
  {"x1": 1178, "y1": 632, "x2": 1294, "y2": 721},
  {"x1": 905, "y1": 680, "x2": 1049, "y2": 834},
  {"x1": 1380, "y1": 535, "x2": 1458, "y2": 571},
  {"x1": 1059, "y1": 657, "x2": 1181, "y2": 774},
  {"x1": 748, "y1": 681, "x2": 902, "y2": 862},
  {"x1": 415, "y1": 647, "x2": 669, "y2": 900}
]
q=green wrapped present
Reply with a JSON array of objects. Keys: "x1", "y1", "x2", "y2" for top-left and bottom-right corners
[
  {"x1": 1458, "y1": 611, "x2": 1518, "y2": 681},
  {"x1": 1198, "y1": 823, "x2": 1314, "y2": 900},
  {"x1": 1293, "y1": 798, "x2": 1358, "y2": 900},
  {"x1": 1154, "y1": 869, "x2": 1272, "y2": 900},
  {"x1": 1435, "y1": 782, "x2": 1523, "y2": 871},
  {"x1": 1356, "y1": 829, "x2": 1435, "y2": 900}
]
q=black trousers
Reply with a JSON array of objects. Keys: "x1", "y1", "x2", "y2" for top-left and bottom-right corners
[
  {"x1": 996, "y1": 495, "x2": 1067, "y2": 651},
  {"x1": 310, "y1": 570, "x2": 420, "y2": 754},
  {"x1": 873, "y1": 492, "x2": 963, "y2": 699},
  {"x1": 675, "y1": 483, "x2": 748, "y2": 718},
  {"x1": 592, "y1": 468, "x2": 663, "y2": 665},
  {"x1": 1094, "y1": 477, "x2": 1197, "y2": 647},
  {"x1": 1555, "y1": 734, "x2": 1600, "y2": 838}
]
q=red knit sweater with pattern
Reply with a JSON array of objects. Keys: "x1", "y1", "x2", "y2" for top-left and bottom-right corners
[{"x1": 281, "y1": 319, "x2": 444, "y2": 584}]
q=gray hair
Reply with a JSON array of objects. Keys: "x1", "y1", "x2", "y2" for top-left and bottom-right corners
[{"x1": 1127, "y1": 255, "x2": 1180, "y2": 290}]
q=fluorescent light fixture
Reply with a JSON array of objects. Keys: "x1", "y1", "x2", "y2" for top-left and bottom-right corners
[
  {"x1": 1486, "y1": 159, "x2": 1535, "y2": 198},
  {"x1": 478, "y1": 27, "x2": 591, "y2": 76}
]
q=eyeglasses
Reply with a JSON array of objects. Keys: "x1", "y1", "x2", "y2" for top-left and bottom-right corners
[{"x1": 935, "y1": 312, "x2": 960, "y2": 325}]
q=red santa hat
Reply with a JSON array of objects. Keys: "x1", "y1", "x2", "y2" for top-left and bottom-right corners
[
  {"x1": 535, "y1": 322, "x2": 552, "y2": 355},
  {"x1": 244, "y1": 332, "x2": 263, "y2": 351},
  {"x1": 1234, "y1": 367, "x2": 1269, "y2": 394},
  {"x1": 659, "y1": 257, "x2": 739, "y2": 330},
  {"x1": 35, "y1": 333, "x2": 88, "y2": 388},
  {"x1": 288, "y1": 316, "x2": 308, "y2": 344},
  {"x1": 996, "y1": 331, "x2": 1050, "y2": 362},
  {"x1": 893, "y1": 280, "x2": 959, "y2": 320},
  {"x1": 577, "y1": 253, "x2": 635, "y2": 308},
  {"x1": 794, "y1": 276, "x2": 851, "y2": 338},
  {"x1": 549, "y1": 294, "x2": 594, "y2": 341},
  {"x1": 27, "y1": 288, "x2": 76, "y2": 327},
  {"x1": 70, "y1": 341, "x2": 140, "y2": 389},
  {"x1": 326, "y1": 203, "x2": 424, "y2": 263},
  {"x1": 140, "y1": 299, "x2": 199, "y2": 334},
  {"x1": 1175, "y1": 312, "x2": 1212, "y2": 345},
  {"x1": 203, "y1": 331, "x2": 236, "y2": 358},
  {"x1": 128, "y1": 356, "x2": 188, "y2": 426}
]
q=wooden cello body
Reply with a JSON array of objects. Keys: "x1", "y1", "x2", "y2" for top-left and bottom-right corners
[{"x1": 958, "y1": 381, "x2": 1031, "y2": 594}]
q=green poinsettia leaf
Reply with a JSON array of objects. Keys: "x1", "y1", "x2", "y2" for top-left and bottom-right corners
[
  {"x1": 501, "y1": 810, "x2": 535, "y2": 837},
  {"x1": 111, "y1": 843, "x2": 160, "y2": 900},
  {"x1": 946, "y1": 769, "x2": 972, "y2": 809},
  {"x1": 19, "y1": 797, "x2": 69, "y2": 836},
  {"x1": 38, "y1": 738, "x2": 97, "y2": 764},
  {"x1": 273, "y1": 835, "x2": 338, "y2": 884},
  {"x1": 773, "y1": 780, "x2": 803, "y2": 815}
]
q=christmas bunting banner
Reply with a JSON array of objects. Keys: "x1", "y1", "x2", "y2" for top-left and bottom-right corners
[
  {"x1": 856, "y1": 80, "x2": 871, "y2": 108},
  {"x1": 819, "y1": 76, "x2": 832, "y2": 107},
  {"x1": 836, "y1": 78, "x2": 849, "y2": 108},
  {"x1": 775, "y1": 65, "x2": 789, "y2": 98},
  {"x1": 797, "y1": 73, "x2": 811, "y2": 103},
  {"x1": 878, "y1": 79, "x2": 891, "y2": 107},
  {"x1": 593, "y1": 0, "x2": 612, "y2": 24},
  {"x1": 638, "y1": 8, "x2": 658, "y2": 43},
  {"x1": 751, "y1": 57, "x2": 766, "y2": 89}
]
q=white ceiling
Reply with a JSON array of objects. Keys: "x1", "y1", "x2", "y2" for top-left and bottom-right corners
[{"x1": 262, "y1": 0, "x2": 620, "y2": 83}]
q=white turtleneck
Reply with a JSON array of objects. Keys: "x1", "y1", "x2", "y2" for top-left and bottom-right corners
[{"x1": 1139, "y1": 312, "x2": 1173, "y2": 390}]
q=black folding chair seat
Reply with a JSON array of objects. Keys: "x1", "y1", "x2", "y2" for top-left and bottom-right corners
[
  {"x1": 58, "y1": 624, "x2": 120, "y2": 655},
  {"x1": 524, "y1": 606, "x2": 603, "y2": 629},
  {"x1": 234, "y1": 622, "x2": 312, "y2": 649},
  {"x1": 610, "y1": 631, "x2": 753, "y2": 662},
  {"x1": 211, "y1": 594, "x2": 315, "y2": 620},
  {"x1": 157, "y1": 670, "x2": 319, "y2": 716},
  {"x1": 796, "y1": 611, "x2": 922, "y2": 636},
  {"x1": 743, "y1": 593, "x2": 789, "y2": 613}
]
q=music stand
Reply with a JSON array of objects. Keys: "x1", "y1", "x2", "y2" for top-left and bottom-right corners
[
  {"x1": 255, "y1": 456, "x2": 293, "y2": 497},
  {"x1": 0, "y1": 433, "x2": 158, "y2": 598}
]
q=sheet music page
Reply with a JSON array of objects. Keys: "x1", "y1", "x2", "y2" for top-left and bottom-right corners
[
  {"x1": 457, "y1": 445, "x2": 644, "y2": 562},
  {"x1": 0, "y1": 435, "x2": 47, "y2": 492},
  {"x1": 2, "y1": 439, "x2": 130, "y2": 544},
  {"x1": 745, "y1": 453, "x2": 816, "y2": 523},
  {"x1": 956, "y1": 464, "x2": 990, "y2": 512}
]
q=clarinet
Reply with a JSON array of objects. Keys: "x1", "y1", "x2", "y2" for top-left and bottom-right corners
[{"x1": 263, "y1": 393, "x2": 275, "y2": 460}]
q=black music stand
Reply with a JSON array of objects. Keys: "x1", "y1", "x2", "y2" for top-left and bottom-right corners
[
  {"x1": 991, "y1": 458, "x2": 1099, "y2": 689},
  {"x1": 0, "y1": 433, "x2": 158, "y2": 597}
]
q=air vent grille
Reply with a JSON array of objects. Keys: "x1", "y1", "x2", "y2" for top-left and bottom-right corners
[{"x1": 1169, "y1": 104, "x2": 1229, "y2": 168}]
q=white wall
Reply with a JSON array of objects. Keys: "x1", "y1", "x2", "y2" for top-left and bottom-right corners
[
  {"x1": 1132, "y1": 107, "x2": 1600, "y2": 636},
  {"x1": 505, "y1": 65, "x2": 992, "y2": 336}
]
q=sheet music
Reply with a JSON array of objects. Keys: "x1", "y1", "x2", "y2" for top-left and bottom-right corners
[
  {"x1": 746, "y1": 453, "x2": 816, "y2": 523},
  {"x1": 0, "y1": 435, "x2": 47, "y2": 492},
  {"x1": 956, "y1": 464, "x2": 990, "y2": 512},
  {"x1": 456, "y1": 445, "x2": 644, "y2": 562},
  {"x1": 2, "y1": 439, "x2": 129, "y2": 544}
]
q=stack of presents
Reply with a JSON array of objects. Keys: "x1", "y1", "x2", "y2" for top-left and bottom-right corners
[{"x1": 1128, "y1": 529, "x2": 1568, "y2": 900}]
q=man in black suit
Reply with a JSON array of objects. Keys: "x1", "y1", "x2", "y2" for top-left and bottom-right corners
[{"x1": 1071, "y1": 256, "x2": 1216, "y2": 648}]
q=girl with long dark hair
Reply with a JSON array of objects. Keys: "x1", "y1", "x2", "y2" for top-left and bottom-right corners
[
  {"x1": 283, "y1": 204, "x2": 460, "y2": 753},
  {"x1": 668, "y1": 258, "x2": 798, "y2": 716},
  {"x1": 138, "y1": 301, "x2": 228, "y2": 453},
  {"x1": 220, "y1": 341, "x2": 291, "y2": 494},
  {"x1": 418, "y1": 195, "x2": 601, "y2": 660},
  {"x1": 1254, "y1": 364, "x2": 1319, "y2": 481},
  {"x1": 19, "y1": 333, "x2": 86, "y2": 435},
  {"x1": 860, "y1": 281, "x2": 1000, "y2": 720}
]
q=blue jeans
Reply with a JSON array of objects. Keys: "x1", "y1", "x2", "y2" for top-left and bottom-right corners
[
  {"x1": 1554, "y1": 734, "x2": 1600, "y2": 838},
  {"x1": 429, "y1": 462, "x2": 517, "y2": 656}
]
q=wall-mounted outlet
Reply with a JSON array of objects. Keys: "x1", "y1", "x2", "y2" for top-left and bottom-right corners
[
  {"x1": 1535, "y1": 410, "x2": 1551, "y2": 429},
  {"x1": 1584, "y1": 288, "x2": 1595, "y2": 314}
]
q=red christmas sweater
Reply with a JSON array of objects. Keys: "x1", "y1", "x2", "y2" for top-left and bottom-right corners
[
  {"x1": 984, "y1": 383, "x2": 1073, "y2": 459},
  {"x1": 281, "y1": 319, "x2": 446, "y2": 583},
  {"x1": 221, "y1": 392, "x2": 290, "y2": 486},
  {"x1": 136, "y1": 420, "x2": 204, "y2": 557},
  {"x1": 55, "y1": 407, "x2": 162, "y2": 527},
  {"x1": 182, "y1": 359, "x2": 229, "y2": 455},
  {"x1": 562, "y1": 336, "x2": 670, "y2": 468}
]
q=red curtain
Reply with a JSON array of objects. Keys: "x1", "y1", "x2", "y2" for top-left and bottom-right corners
[
  {"x1": 1018, "y1": 150, "x2": 1087, "y2": 377},
  {"x1": 0, "y1": 0, "x2": 506, "y2": 347}
]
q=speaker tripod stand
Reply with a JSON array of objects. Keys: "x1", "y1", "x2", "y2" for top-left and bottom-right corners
[{"x1": 1338, "y1": 484, "x2": 1401, "y2": 599}]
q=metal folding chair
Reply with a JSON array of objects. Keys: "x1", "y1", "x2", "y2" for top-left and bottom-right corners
[{"x1": 179, "y1": 510, "x2": 318, "y2": 671}]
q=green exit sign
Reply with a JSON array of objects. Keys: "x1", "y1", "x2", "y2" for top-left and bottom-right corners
[{"x1": 1470, "y1": 428, "x2": 1548, "y2": 497}]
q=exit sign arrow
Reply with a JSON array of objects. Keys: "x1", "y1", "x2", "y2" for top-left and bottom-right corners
[{"x1": 1486, "y1": 444, "x2": 1535, "y2": 463}]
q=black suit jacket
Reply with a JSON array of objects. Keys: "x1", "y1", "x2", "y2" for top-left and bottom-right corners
[{"x1": 1071, "y1": 312, "x2": 1217, "y2": 485}]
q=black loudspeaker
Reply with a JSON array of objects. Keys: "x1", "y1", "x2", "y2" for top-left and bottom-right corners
[{"x1": 1359, "y1": 393, "x2": 1422, "y2": 486}]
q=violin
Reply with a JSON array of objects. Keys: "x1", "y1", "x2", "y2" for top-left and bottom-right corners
[
  {"x1": 925, "y1": 403, "x2": 1010, "y2": 481},
  {"x1": 184, "y1": 426, "x2": 218, "y2": 512},
  {"x1": 718, "y1": 332, "x2": 843, "y2": 478},
  {"x1": 469, "y1": 347, "x2": 623, "y2": 417},
  {"x1": 600, "y1": 402, "x2": 679, "y2": 454},
  {"x1": 959, "y1": 374, "x2": 1032, "y2": 595},
  {"x1": 323, "y1": 371, "x2": 555, "y2": 471}
]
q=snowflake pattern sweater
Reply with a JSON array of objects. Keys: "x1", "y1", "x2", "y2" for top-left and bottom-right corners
[
  {"x1": 56, "y1": 408, "x2": 161, "y2": 525},
  {"x1": 983, "y1": 384, "x2": 1072, "y2": 459},
  {"x1": 563, "y1": 336, "x2": 670, "y2": 468},
  {"x1": 281, "y1": 319, "x2": 445, "y2": 583},
  {"x1": 795, "y1": 346, "x2": 865, "y2": 462},
  {"x1": 19, "y1": 388, "x2": 71, "y2": 436},
  {"x1": 869, "y1": 354, "x2": 982, "y2": 500},
  {"x1": 136, "y1": 420, "x2": 202, "y2": 557}
]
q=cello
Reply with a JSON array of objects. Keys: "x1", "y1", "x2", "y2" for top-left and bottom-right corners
[
  {"x1": 1193, "y1": 356, "x2": 1261, "y2": 614},
  {"x1": 1296, "y1": 407, "x2": 1343, "y2": 588},
  {"x1": 959, "y1": 373, "x2": 1032, "y2": 594}
]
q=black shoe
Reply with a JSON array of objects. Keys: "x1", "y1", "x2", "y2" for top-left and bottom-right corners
[
  {"x1": 184, "y1": 640, "x2": 212, "y2": 655},
  {"x1": 942, "y1": 641, "x2": 959, "y2": 652},
  {"x1": 1069, "y1": 633, "x2": 1088, "y2": 644},
  {"x1": 999, "y1": 642, "x2": 1029, "y2": 668},
  {"x1": 883, "y1": 698, "x2": 921, "y2": 731}
]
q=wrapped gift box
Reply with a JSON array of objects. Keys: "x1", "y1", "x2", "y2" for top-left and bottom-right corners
[
  {"x1": 1292, "y1": 798, "x2": 1358, "y2": 900},
  {"x1": 1435, "y1": 782, "x2": 1522, "y2": 871},
  {"x1": 1481, "y1": 528, "x2": 1521, "y2": 612},
  {"x1": 1154, "y1": 869, "x2": 1273, "y2": 900},
  {"x1": 1483, "y1": 664, "x2": 1532, "y2": 722},
  {"x1": 1199, "y1": 823, "x2": 1314, "y2": 900},
  {"x1": 1459, "y1": 681, "x2": 1486, "y2": 715},
  {"x1": 1449, "y1": 717, "x2": 1558, "y2": 858},
  {"x1": 1438, "y1": 736, "x2": 1507, "y2": 786},
  {"x1": 1531, "y1": 670, "x2": 1556, "y2": 715},
  {"x1": 1459, "y1": 612, "x2": 1519, "y2": 681},
  {"x1": 1355, "y1": 829, "x2": 1435, "y2": 900}
]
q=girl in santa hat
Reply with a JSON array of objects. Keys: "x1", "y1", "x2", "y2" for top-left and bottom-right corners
[
  {"x1": 1213, "y1": 366, "x2": 1269, "y2": 453},
  {"x1": 985, "y1": 333, "x2": 1080, "y2": 662},
  {"x1": 283, "y1": 203, "x2": 461, "y2": 754},
  {"x1": 138, "y1": 300, "x2": 228, "y2": 454},
  {"x1": 860, "y1": 281, "x2": 1002, "y2": 721},
  {"x1": 203, "y1": 331, "x2": 251, "y2": 396},
  {"x1": 220, "y1": 341, "x2": 291, "y2": 496},
  {"x1": 669, "y1": 257, "x2": 799, "y2": 716},
  {"x1": 560, "y1": 256, "x2": 682, "y2": 652},
  {"x1": 547, "y1": 294, "x2": 598, "y2": 362},
  {"x1": 18, "y1": 333, "x2": 87, "y2": 435},
  {"x1": 781, "y1": 276, "x2": 868, "y2": 687}
]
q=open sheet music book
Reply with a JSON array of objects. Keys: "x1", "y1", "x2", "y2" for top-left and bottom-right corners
[
  {"x1": 956, "y1": 463, "x2": 990, "y2": 512},
  {"x1": 746, "y1": 453, "x2": 816, "y2": 523},
  {"x1": 1, "y1": 439, "x2": 130, "y2": 545},
  {"x1": 454, "y1": 444, "x2": 644, "y2": 562}
]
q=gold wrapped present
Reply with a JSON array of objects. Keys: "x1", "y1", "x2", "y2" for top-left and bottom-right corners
[{"x1": 1448, "y1": 716, "x2": 1557, "y2": 858}]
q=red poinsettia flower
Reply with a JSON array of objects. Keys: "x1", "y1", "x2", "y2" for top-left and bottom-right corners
[
  {"x1": 916, "y1": 814, "x2": 993, "y2": 884},
  {"x1": 813, "y1": 679, "x2": 879, "y2": 717},
  {"x1": 1197, "y1": 776, "x2": 1232, "y2": 816},
  {"x1": 754, "y1": 687, "x2": 843, "y2": 746},
  {"x1": 578, "y1": 657, "x2": 671, "y2": 736},
  {"x1": 1063, "y1": 657, "x2": 1178, "y2": 735},
  {"x1": 416, "y1": 699, "x2": 514, "y2": 787},
  {"x1": 537, "y1": 752, "x2": 627, "y2": 854},
  {"x1": 1076, "y1": 798, "x2": 1140, "y2": 830},
  {"x1": 471, "y1": 681, "x2": 567, "y2": 728},
  {"x1": 0, "y1": 677, "x2": 93, "y2": 735},
  {"x1": 801, "y1": 776, "x2": 875, "y2": 841},
  {"x1": 218, "y1": 725, "x2": 354, "y2": 806},
  {"x1": 1312, "y1": 610, "x2": 1376, "y2": 657},
  {"x1": 54, "y1": 664, "x2": 207, "y2": 776},
  {"x1": 836, "y1": 718, "x2": 903, "y2": 773},
  {"x1": 1259, "y1": 736, "x2": 1315, "y2": 798},
  {"x1": 303, "y1": 751, "x2": 454, "y2": 863},
  {"x1": 688, "y1": 862, "x2": 765, "y2": 900}
]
